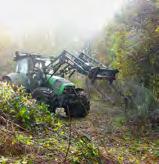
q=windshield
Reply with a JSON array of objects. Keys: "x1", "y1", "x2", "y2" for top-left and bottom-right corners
[{"x1": 16, "y1": 58, "x2": 28, "y2": 74}]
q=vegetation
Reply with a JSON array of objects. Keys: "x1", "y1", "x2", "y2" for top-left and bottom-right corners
[
  {"x1": 0, "y1": 0, "x2": 159, "y2": 163},
  {"x1": 1, "y1": 82, "x2": 158, "y2": 163},
  {"x1": 92, "y1": 0, "x2": 159, "y2": 133},
  {"x1": 96, "y1": 0, "x2": 159, "y2": 93},
  {"x1": 0, "y1": 82, "x2": 107, "y2": 163}
]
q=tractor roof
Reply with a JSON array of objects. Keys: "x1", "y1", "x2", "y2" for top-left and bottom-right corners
[
  {"x1": 14, "y1": 51, "x2": 54, "y2": 63},
  {"x1": 14, "y1": 51, "x2": 42, "y2": 61}
]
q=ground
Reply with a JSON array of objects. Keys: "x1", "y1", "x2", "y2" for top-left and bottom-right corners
[
  {"x1": 0, "y1": 97, "x2": 159, "y2": 163},
  {"x1": 71, "y1": 101, "x2": 159, "y2": 163}
]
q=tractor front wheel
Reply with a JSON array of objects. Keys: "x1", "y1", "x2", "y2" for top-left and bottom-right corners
[{"x1": 65, "y1": 90, "x2": 90, "y2": 118}]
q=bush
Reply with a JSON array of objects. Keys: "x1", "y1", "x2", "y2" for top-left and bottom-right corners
[
  {"x1": 115, "y1": 80, "x2": 158, "y2": 135},
  {"x1": 88, "y1": 79, "x2": 159, "y2": 134},
  {"x1": 0, "y1": 82, "x2": 53, "y2": 129}
]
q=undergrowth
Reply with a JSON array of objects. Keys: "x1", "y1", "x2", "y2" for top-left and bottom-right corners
[
  {"x1": 0, "y1": 82, "x2": 111, "y2": 163},
  {"x1": 1, "y1": 82, "x2": 158, "y2": 163}
]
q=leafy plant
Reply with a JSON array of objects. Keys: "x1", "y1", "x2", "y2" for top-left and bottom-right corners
[
  {"x1": 0, "y1": 82, "x2": 53, "y2": 129},
  {"x1": 72, "y1": 136, "x2": 100, "y2": 163}
]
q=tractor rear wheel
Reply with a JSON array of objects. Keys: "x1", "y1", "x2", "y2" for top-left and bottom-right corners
[{"x1": 32, "y1": 87, "x2": 57, "y2": 113}]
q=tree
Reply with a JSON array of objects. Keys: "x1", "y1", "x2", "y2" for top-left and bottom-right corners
[{"x1": 95, "y1": 0, "x2": 159, "y2": 98}]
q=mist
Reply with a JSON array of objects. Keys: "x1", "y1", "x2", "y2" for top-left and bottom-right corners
[{"x1": 0, "y1": 0, "x2": 126, "y2": 73}]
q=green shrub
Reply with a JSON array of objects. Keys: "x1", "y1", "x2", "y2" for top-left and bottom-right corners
[
  {"x1": 71, "y1": 136, "x2": 101, "y2": 163},
  {"x1": 0, "y1": 82, "x2": 53, "y2": 129}
]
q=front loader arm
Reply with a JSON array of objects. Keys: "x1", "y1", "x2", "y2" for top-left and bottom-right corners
[{"x1": 45, "y1": 50, "x2": 119, "y2": 83}]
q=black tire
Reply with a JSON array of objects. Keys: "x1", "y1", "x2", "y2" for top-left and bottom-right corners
[
  {"x1": 32, "y1": 87, "x2": 57, "y2": 113},
  {"x1": 2, "y1": 76, "x2": 11, "y2": 83},
  {"x1": 66, "y1": 91, "x2": 90, "y2": 118},
  {"x1": 2, "y1": 76, "x2": 19, "y2": 91}
]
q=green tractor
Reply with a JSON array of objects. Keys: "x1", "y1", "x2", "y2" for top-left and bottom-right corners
[{"x1": 2, "y1": 51, "x2": 118, "y2": 117}]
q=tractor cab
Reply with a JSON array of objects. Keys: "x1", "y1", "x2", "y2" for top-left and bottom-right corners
[
  {"x1": 14, "y1": 52, "x2": 33, "y2": 75},
  {"x1": 14, "y1": 51, "x2": 44, "y2": 74},
  {"x1": 16, "y1": 57, "x2": 29, "y2": 74},
  {"x1": 2, "y1": 52, "x2": 46, "y2": 91},
  {"x1": 15, "y1": 51, "x2": 46, "y2": 90}
]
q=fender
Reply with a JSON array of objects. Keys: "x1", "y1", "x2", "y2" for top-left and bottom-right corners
[{"x1": 2, "y1": 73, "x2": 28, "y2": 88}]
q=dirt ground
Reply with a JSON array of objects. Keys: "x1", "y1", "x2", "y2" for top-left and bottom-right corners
[{"x1": 70, "y1": 101, "x2": 159, "y2": 163}]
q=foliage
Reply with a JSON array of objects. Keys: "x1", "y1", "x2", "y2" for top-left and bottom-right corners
[
  {"x1": 93, "y1": 0, "x2": 159, "y2": 132},
  {"x1": 71, "y1": 136, "x2": 100, "y2": 163},
  {"x1": 0, "y1": 82, "x2": 53, "y2": 129},
  {"x1": 95, "y1": 0, "x2": 159, "y2": 98},
  {"x1": 0, "y1": 0, "x2": 159, "y2": 162},
  {"x1": 121, "y1": 82, "x2": 156, "y2": 135},
  {"x1": 0, "y1": 82, "x2": 103, "y2": 163}
]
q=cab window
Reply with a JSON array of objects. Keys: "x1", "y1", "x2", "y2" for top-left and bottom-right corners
[{"x1": 16, "y1": 58, "x2": 28, "y2": 74}]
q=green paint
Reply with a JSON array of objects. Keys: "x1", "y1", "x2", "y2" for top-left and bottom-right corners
[{"x1": 47, "y1": 75, "x2": 75, "y2": 95}]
